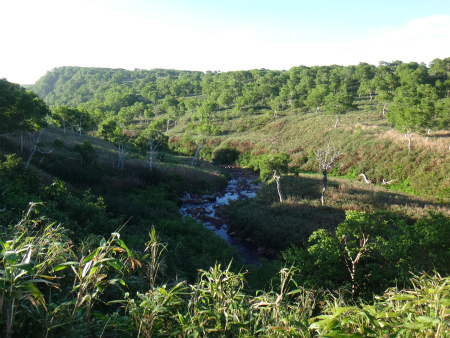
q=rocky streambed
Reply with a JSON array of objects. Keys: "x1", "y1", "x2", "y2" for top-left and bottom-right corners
[{"x1": 179, "y1": 167, "x2": 274, "y2": 265}]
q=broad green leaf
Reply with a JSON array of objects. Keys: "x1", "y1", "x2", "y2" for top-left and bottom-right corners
[
  {"x1": 416, "y1": 316, "x2": 440, "y2": 324},
  {"x1": 82, "y1": 247, "x2": 101, "y2": 264},
  {"x1": 158, "y1": 287, "x2": 168, "y2": 296},
  {"x1": 14, "y1": 263, "x2": 34, "y2": 275},
  {"x1": 0, "y1": 237, "x2": 6, "y2": 251},
  {"x1": 107, "y1": 260, "x2": 122, "y2": 270},
  {"x1": 4, "y1": 251, "x2": 18, "y2": 264},
  {"x1": 116, "y1": 238, "x2": 131, "y2": 256},
  {"x1": 53, "y1": 261, "x2": 79, "y2": 272},
  {"x1": 88, "y1": 264, "x2": 99, "y2": 276}
]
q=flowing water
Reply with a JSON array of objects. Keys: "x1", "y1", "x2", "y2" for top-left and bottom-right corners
[{"x1": 179, "y1": 169, "x2": 262, "y2": 265}]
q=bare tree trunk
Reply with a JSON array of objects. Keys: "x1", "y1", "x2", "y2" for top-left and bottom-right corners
[
  {"x1": 321, "y1": 169, "x2": 327, "y2": 205},
  {"x1": 343, "y1": 235, "x2": 369, "y2": 300},
  {"x1": 273, "y1": 171, "x2": 284, "y2": 203},
  {"x1": 358, "y1": 173, "x2": 372, "y2": 184},
  {"x1": 117, "y1": 141, "x2": 125, "y2": 169},
  {"x1": 334, "y1": 113, "x2": 340, "y2": 129},
  {"x1": 149, "y1": 137, "x2": 160, "y2": 170},
  {"x1": 25, "y1": 130, "x2": 43, "y2": 169},
  {"x1": 407, "y1": 131, "x2": 413, "y2": 151},
  {"x1": 191, "y1": 141, "x2": 204, "y2": 166},
  {"x1": 314, "y1": 143, "x2": 341, "y2": 206}
]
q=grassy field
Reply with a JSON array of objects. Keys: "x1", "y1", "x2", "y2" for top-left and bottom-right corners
[{"x1": 170, "y1": 97, "x2": 450, "y2": 202}]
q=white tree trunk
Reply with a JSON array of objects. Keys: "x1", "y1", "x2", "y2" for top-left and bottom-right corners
[
  {"x1": 149, "y1": 137, "x2": 160, "y2": 170},
  {"x1": 191, "y1": 141, "x2": 204, "y2": 166},
  {"x1": 321, "y1": 170, "x2": 327, "y2": 206},
  {"x1": 273, "y1": 171, "x2": 284, "y2": 203},
  {"x1": 407, "y1": 131, "x2": 413, "y2": 151},
  {"x1": 334, "y1": 113, "x2": 340, "y2": 129},
  {"x1": 117, "y1": 142, "x2": 125, "y2": 169},
  {"x1": 25, "y1": 131, "x2": 43, "y2": 169}
]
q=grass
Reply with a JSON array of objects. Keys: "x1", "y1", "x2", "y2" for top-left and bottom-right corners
[
  {"x1": 169, "y1": 98, "x2": 450, "y2": 202},
  {"x1": 225, "y1": 172, "x2": 450, "y2": 252}
]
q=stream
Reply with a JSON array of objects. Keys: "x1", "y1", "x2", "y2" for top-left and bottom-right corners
[{"x1": 179, "y1": 168, "x2": 265, "y2": 265}]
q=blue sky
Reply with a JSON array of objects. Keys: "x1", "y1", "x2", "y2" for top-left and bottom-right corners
[{"x1": 1, "y1": 0, "x2": 449, "y2": 84}]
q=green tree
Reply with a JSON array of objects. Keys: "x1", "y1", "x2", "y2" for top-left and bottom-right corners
[
  {"x1": 387, "y1": 84, "x2": 437, "y2": 149},
  {"x1": 0, "y1": 79, "x2": 49, "y2": 134},
  {"x1": 74, "y1": 140, "x2": 97, "y2": 166},
  {"x1": 357, "y1": 79, "x2": 376, "y2": 100},
  {"x1": 313, "y1": 143, "x2": 342, "y2": 205},
  {"x1": 305, "y1": 84, "x2": 329, "y2": 113},
  {"x1": 98, "y1": 117, "x2": 119, "y2": 141},
  {"x1": 429, "y1": 57, "x2": 450, "y2": 80},
  {"x1": 394, "y1": 62, "x2": 429, "y2": 87},
  {"x1": 323, "y1": 88, "x2": 355, "y2": 128},
  {"x1": 352, "y1": 62, "x2": 376, "y2": 83},
  {"x1": 217, "y1": 89, "x2": 235, "y2": 109},
  {"x1": 252, "y1": 153, "x2": 290, "y2": 203}
]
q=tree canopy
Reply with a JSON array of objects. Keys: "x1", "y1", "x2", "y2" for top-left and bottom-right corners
[{"x1": 0, "y1": 79, "x2": 49, "y2": 133}]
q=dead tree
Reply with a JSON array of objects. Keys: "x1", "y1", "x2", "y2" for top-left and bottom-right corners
[
  {"x1": 382, "y1": 178, "x2": 396, "y2": 185},
  {"x1": 191, "y1": 139, "x2": 204, "y2": 166},
  {"x1": 404, "y1": 131, "x2": 413, "y2": 151},
  {"x1": 273, "y1": 170, "x2": 284, "y2": 203},
  {"x1": 334, "y1": 113, "x2": 341, "y2": 129},
  {"x1": 25, "y1": 130, "x2": 54, "y2": 169},
  {"x1": 117, "y1": 141, "x2": 125, "y2": 170},
  {"x1": 358, "y1": 173, "x2": 372, "y2": 184},
  {"x1": 314, "y1": 143, "x2": 342, "y2": 205},
  {"x1": 149, "y1": 134, "x2": 161, "y2": 170}
]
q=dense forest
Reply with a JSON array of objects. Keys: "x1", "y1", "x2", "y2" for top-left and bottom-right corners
[{"x1": 1, "y1": 58, "x2": 450, "y2": 337}]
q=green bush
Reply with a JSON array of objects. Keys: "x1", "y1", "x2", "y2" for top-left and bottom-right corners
[{"x1": 212, "y1": 147, "x2": 240, "y2": 165}]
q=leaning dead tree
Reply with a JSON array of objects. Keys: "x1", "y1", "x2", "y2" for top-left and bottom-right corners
[
  {"x1": 382, "y1": 178, "x2": 396, "y2": 185},
  {"x1": 358, "y1": 173, "x2": 372, "y2": 184},
  {"x1": 191, "y1": 138, "x2": 204, "y2": 166},
  {"x1": 314, "y1": 143, "x2": 342, "y2": 205},
  {"x1": 358, "y1": 173, "x2": 396, "y2": 185}
]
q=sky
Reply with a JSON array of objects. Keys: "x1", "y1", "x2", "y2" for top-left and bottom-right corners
[{"x1": 1, "y1": 0, "x2": 450, "y2": 84}]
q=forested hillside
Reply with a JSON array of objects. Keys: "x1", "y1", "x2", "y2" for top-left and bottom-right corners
[
  {"x1": 30, "y1": 60, "x2": 450, "y2": 200},
  {"x1": 1, "y1": 58, "x2": 450, "y2": 337}
]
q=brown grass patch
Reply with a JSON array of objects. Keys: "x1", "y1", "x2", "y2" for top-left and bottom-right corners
[{"x1": 379, "y1": 129, "x2": 450, "y2": 153}]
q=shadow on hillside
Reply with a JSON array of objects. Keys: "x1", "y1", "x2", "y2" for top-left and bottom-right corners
[
  {"x1": 345, "y1": 187, "x2": 435, "y2": 210},
  {"x1": 278, "y1": 175, "x2": 443, "y2": 218}
]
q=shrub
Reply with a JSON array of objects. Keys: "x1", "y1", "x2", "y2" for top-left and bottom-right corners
[{"x1": 212, "y1": 147, "x2": 240, "y2": 165}]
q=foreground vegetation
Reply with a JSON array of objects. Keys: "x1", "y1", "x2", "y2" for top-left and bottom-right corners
[
  {"x1": 2, "y1": 204, "x2": 450, "y2": 338},
  {"x1": 1, "y1": 58, "x2": 450, "y2": 336}
]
